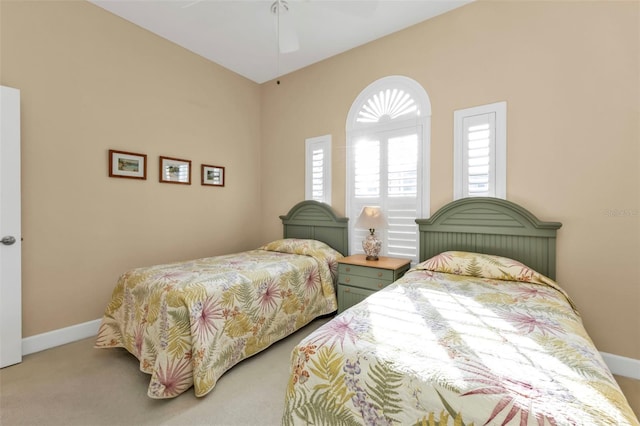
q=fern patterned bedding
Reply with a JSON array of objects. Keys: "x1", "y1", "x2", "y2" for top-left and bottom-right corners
[
  {"x1": 283, "y1": 251, "x2": 639, "y2": 426},
  {"x1": 95, "y1": 239, "x2": 340, "y2": 399}
]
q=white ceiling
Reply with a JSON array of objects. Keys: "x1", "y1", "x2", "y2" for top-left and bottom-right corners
[{"x1": 88, "y1": 0, "x2": 472, "y2": 84}]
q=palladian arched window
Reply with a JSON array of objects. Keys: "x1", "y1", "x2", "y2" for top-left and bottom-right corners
[{"x1": 346, "y1": 76, "x2": 431, "y2": 263}]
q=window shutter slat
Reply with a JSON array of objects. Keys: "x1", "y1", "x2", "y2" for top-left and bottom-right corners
[
  {"x1": 305, "y1": 135, "x2": 332, "y2": 204},
  {"x1": 462, "y1": 112, "x2": 496, "y2": 197}
]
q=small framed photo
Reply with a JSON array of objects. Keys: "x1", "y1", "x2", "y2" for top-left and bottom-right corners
[
  {"x1": 201, "y1": 164, "x2": 225, "y2": 187},
  {"x1": 109, "y1": 149, "x2": 147, "y2": 180},
  {"x1": 159, "y1": 156, "x2": 191, "y2": 185}
]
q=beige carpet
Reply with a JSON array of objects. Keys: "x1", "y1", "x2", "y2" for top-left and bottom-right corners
[
  {"x1": 1, "y1": 316, "x2": 639, "y2": 426},
  {"x1": 0, "y1": 317, "x2": 332, "y2": 426}
]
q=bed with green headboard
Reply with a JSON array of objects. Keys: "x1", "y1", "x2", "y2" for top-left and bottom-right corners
[
  {"x1": 283, "y1": 198, "x2": 639, "y2": 425},
  {"x1": 95, "y1": 201, "x2": 348, "y2": 400},
  {"x1": 416, "y1": 197, "x2": 562, "y2": 279},
  {"x1": 280, "y1": 200, "x2": 349, "y2": 256}
]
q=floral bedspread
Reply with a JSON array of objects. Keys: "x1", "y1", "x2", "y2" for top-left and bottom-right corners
[
  {"x1": 95, "y1": 239, "x2": 341, "y2": 399},
  {"x1": 283, "y1": 251, "x2": 639, "y2": 426}
]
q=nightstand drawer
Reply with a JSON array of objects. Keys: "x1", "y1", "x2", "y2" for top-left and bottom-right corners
[
  {"x1": 338, "y1": 264, "x2": 393, "y2": 281},
  {"x1": 337, "y1": 285, "x2": 376, "y2": 312},
  {"x1": 338, "y1": 274, "x2": 390, "y2": 291}
]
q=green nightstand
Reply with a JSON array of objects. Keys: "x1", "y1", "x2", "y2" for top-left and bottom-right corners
[{"x1": 337, "y1": 254, "x2": 411, "y2": 313}]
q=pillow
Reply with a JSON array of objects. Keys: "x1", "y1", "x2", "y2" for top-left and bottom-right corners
[
  {"x1": 414, "y1": 251, "x2": 549, "y2": 285},
  {"x1": 259, "y1": 238, "x2": 343, "y2": 259},
  {"x1": 414, "y1": 251, "x2": 578, "y2": 314}
]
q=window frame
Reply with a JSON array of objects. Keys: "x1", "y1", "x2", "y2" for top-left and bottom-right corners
[
  {"x1": 305, "y1": 134, "x2": 332, "y2": 204},
  {"x1": 453, "y1": 101, "x2": 507, "y2": 200},
  {"x1": 346, "y1": 76, "x2": 431, "y2": 263}
]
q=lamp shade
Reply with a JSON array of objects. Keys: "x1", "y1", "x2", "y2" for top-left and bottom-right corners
[{"x1": 354, "y1": 206, "x2": 388, "y2": 231}]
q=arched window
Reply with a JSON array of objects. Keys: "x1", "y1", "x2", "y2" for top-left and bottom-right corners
[{"x1": 346, "y1": 76, "x2": 431, "y2": 264}]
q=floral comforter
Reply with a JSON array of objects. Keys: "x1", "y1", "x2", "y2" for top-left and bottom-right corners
[
  {"x1": 95, "y1": 239, "x2": 341, "y2": 399},
  {"x1": 283, "y1": 251, "x2": 639, "y2": 426}
]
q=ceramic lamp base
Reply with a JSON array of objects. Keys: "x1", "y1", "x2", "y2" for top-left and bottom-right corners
[{"x1": 362, "y1": 232, "x2": 381, "y2": 261}]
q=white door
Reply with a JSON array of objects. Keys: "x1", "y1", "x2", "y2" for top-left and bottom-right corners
[{"x1": 0, "y1": 85, "x2": 22, "y2": 368}]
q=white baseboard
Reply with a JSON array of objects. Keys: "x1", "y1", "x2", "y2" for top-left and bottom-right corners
[
  {"x1": 20, "y1": 320, "x2": 640, "y2": 381},
  {"x1": 601, "y1": 352, "x2": 640, "y2": 380},
  {"x1": 22, "y1": 319, "x2": 101, "y2": 356}
]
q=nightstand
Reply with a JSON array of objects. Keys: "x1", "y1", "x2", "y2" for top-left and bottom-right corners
[{"x1": 337, "y1": 254, "x2": 411, "y2": 313}]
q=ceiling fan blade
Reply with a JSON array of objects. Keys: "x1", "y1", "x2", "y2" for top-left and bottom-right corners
[
  {"x1": 278, "y1": 11, "x2": 299, "y2": 53},
  {"x1": 273, "y1": 0, "x2": 299, "y2": 53}
]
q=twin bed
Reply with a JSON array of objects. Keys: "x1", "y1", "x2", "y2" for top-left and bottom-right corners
[
  {"x1": 94, "y1": 200, "x2": 348, "y2": 398},
  {"x1": 96, "y1": 198, "x2": 638, "y2": 425}
]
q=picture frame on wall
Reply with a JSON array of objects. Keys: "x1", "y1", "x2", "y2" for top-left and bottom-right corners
[
  {"x1": 109, "y1": 149, "x2": 147, "y2": 180},
  {"x1": 201, "y1": 164, "x2": 225, "y2": 187},
  {"x1": 159, "y1": 156, "x2": 191, "y2": 185}
]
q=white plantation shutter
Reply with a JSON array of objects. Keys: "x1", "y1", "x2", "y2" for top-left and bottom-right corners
[
  {"x1": 351, "y1": 132, "x2": 419, "y2": 259},
  {"x1": 351, "y1": 137, "x2": 380, "y2": 258},
  {"x1": 454, "y1": 102, "x2": 506, "y2": 199},
  {"x1": 310, "y1": 148, "x2": 325, "y2": 199},
  {"x1": 464, "y1": 113, "x2": 494, "y2": 197},
  {"x1": 354, "y1": 138, "x2": 380, "y2": 198},
  {"x1": 305, "y1": 135, "x2": 331, "y2": 204},
  {"x1": 387, "y1": 132, "x2": 419, "y2": 258},
  {"x1": 347, "y1": 76, "x2": 431, "y2": 264}
]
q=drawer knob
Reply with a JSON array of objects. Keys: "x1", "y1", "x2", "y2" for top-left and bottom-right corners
[
  {"x1": 378, "y1": 283, "x2": 383, "y2": 289},
  {"x1": 346, "y1": 267, "x2": 351, "y2": 272},
  {"x1": 345, "y1": 277, "x2": 350, "y2": 283},
  {"x1": 345, "y1": 288, "x2": 350, "y2": 293},
  {"x1": 377, "y1": 272, "x2": 383, "y2": 277}
]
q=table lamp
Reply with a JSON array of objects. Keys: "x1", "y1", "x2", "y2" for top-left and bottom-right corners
[{"x1": 354, "y1": 206, "x2": 388, "y2": 260}]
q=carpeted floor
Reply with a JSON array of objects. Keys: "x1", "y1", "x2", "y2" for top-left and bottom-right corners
[
  {"x1": 0, "y1": 317, "x2": 332, "y2": 426},
  {"x1": 1, "y1": 315, "x2": 638, "y2": 426}
]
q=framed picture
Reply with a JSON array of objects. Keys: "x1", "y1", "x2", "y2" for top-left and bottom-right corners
[
  {"x1": 159, "y1": 156, "x2": 191, "y2": 185},
  {"x1": 109, "y1": 149, "x2": 147, "y2": 180},
  {"x1": 201, "y1": 164, "x2": 225, "y2": 187}
]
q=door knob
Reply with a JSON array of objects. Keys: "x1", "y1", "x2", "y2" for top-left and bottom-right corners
[{"x1": 1, "y1": 236, "x2": 16, "y2": 245}]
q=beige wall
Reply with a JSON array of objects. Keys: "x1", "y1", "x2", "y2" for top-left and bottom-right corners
[
  {"x1": 1, "y1": 1, "x2": 263, "y2": 336},
  {"x1": 260, "y1": 1, "x2": 640, "y2": 359},
  {"x1": 1, "y1": 0, "x2": 638, "y2": 361}
]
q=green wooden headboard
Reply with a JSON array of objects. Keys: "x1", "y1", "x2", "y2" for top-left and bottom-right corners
[
  {"x1": 280, "y1": 200, "x2": 349, "y2": 256},
  {"x1": 416, "y1": 197, "x2": 562, "y2": 279}
]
